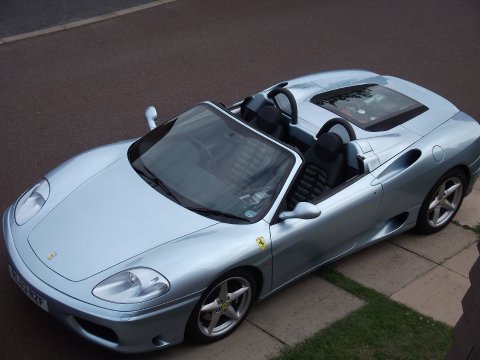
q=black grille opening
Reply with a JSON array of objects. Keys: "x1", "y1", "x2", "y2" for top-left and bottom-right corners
[{"x1": 75, "y1": 317, "x2": 119, "y2": 344}]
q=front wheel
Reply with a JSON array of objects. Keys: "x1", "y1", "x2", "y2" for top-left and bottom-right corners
[
  {"x1": 415, "y1": 169, "x2": 466, "y2": 234},
  {"x1": 185, "y1": 269, "x2": 256, "y2": 343}
]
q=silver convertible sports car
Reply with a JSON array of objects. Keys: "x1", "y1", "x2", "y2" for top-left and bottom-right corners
[{"x1": 3, "y1": 70, "x2": 480, "y2": 353}]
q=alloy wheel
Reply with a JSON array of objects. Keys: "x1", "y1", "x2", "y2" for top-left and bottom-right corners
[
  {"x1": 427, "y1": 176, "x2": 463, "y2": 228},
  {"x1": 197, "y1": 276, "x2": 252, "y2": 337}
]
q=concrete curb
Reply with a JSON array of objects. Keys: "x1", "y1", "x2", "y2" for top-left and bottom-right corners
[{"x1": 0, "y1": 0, "x2": 175, "y2": 45}]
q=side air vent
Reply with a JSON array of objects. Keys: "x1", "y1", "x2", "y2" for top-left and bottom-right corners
[{"x1": 372, "y1": 149, "x2": 421, "y2": 184}]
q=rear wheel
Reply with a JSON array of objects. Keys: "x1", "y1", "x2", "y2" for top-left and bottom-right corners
[
  {"x1": 185, "y1": 269, "x2": 256, "y2": 343},
  {"x1": 415, "y1": 169, "x2": 466, "y2": 234}
]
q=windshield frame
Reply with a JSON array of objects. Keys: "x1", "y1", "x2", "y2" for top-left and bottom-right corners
[{"x1": 128, "y1": 102, "x2": 301, "y2": 224}]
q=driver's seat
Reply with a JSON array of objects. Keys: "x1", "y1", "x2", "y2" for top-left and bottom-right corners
[{"x1": 287, "y1": 132, "x2": 345, "y2": 209}]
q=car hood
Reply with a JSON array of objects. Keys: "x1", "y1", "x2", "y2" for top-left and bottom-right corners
[{"x1": 28, "y1": 156, "x2": 218, "y2": 281}]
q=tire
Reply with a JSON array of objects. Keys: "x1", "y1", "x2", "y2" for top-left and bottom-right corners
[
  {"x1": 415, "y1": 168, "x2": 466, "y2": 234},
  {"x1": 185, "y1": 269, "x2": 256, "y2": 343}
]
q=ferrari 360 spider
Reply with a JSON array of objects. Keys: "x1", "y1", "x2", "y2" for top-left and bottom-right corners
[{"x1": 3, "y1": 70, "x2": 480, "y2": 352}]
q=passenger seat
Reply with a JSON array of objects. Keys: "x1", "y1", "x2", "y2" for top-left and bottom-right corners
[{"x1": 250, "y1": 106, "x2": 286, "y2": 142}]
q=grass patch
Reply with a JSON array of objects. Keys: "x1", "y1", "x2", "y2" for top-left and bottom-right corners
[
  {"x1": 474, "y1": 224, "x2": 480, "y2": 235},
  {"x1": 276, "y1": 268, "x2": 452, "y2": 360},
  {"x1": 453, "y1": 220, "x2": 480, "y2": 235}
]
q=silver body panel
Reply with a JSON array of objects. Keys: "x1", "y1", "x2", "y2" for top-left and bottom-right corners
[
  {"x1": 3, "y1": 70, "x2": 480, "y2": 353},
  {"x1": 29, "y1": 156, "x2": 218, "y2": 282}
]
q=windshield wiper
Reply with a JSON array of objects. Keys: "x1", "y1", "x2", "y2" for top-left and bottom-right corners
[
  {"x1": 186, "y1": 207, "x2": 251, "y2": 223},
  {"x1": 134, "y1": 166, "x2": 182, "y2": 205}
]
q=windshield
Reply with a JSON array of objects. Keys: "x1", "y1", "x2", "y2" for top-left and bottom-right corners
[{"x1": 129, "y1": 103, "x2": 295, "y2": 223}]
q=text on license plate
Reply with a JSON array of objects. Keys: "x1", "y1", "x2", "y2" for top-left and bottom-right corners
[{"x1": 9, "y1": 265, "x2": 49, "y2": 312}]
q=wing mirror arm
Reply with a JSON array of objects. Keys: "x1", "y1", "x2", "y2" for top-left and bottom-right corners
[
  {"x1": 279, "y1": 202, "x2": 321, "y2": 220},
  {"x1": 144, "y1": 106, "x2": 158, "y2": 130}
]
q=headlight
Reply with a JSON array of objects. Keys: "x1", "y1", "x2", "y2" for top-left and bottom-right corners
[
  {"x1": 92, "y1": 267, "x2": 170, "y2": 303},
  {"x1": 15, "y1": 178, "x2": 50, "y2": 225}
]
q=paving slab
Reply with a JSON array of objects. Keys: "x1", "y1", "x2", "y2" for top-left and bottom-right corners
[
  {"x1": 152, "y1": 321, "x2": 284, "y2": 360},
  {"x1": 334, "y1": 241, "x2": 436, "y2": 296},
  {"x1": 443, "y1": 243, "x2": 479, "y2": 278},
  {"x1": 145, "y1": 275, "x2": 364, "y2": 358},
  {"x1": 247, "y1": 275, "x2": 365, "y2": 346},
  {"x1": 455, "y1": 189, "x2": 480, "y2": 228},
  {"x1": 391, "y1": 224, "x2": 478, "y2": 264},
  {"x1": 391, "y1": 266, "x2": 470, "y2": 326}
]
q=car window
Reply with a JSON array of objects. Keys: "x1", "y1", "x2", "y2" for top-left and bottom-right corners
[
  {"x1": 311, "y1": 84, "x2": 428, "y2": 131},
  {"x1": 129, "y1": 104, "x2": 295, "y2": 223}
]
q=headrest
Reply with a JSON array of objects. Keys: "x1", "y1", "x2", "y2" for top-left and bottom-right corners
[
  {"x1": 255, "y1": 106, "x2": 283, "y2": 134},
  {"x1": 315, "y1": 133, "x2": 344, "y2": 162}
]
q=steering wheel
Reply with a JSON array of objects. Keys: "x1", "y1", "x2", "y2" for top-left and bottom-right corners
[
  {"x1": 267, "y1": 87, "x2": 299, "y2": 125},
  {"x1": 316, "y1": 118, "x2": 357, "y2": 141}
]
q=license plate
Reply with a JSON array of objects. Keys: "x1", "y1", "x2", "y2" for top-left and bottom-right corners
[{"x1": 9, "y1": 265, "x2": 49, "y2": 312}]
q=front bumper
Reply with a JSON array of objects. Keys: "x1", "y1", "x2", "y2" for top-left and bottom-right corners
[{"x1": 2, "y1": 206, "x2": 200, "y2": 353}]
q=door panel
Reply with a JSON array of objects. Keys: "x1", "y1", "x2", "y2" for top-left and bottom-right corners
[{"x1": 270, "y1": 174, "x2": 382, "y2": 289}]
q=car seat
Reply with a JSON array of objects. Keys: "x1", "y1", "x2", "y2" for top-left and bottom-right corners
[{"x1": 287, "y1": 132, "x2": 345, "y2": 209}]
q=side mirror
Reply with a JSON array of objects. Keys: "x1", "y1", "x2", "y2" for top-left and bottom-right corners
[
  {"x1": 279, "y1": 202, "x2": 321, "y2": 220},
  {"x1": 144, "y1": 106, "x2": 158, "y2": 130}
]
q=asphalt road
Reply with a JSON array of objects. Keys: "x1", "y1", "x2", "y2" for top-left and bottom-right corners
[{"x1": 0, "y1": 0, "x2": 479, "y2": 358}]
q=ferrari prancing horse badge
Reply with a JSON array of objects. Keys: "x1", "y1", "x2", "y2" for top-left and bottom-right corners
[{"x1": 256, "y1": 237, "x2": 266, "y2": 250}]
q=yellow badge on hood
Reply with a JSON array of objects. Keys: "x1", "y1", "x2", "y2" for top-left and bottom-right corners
[
  {"x1": 256, "y1": 237, "x2": 266, "y2": 250},
  {"x1": 47, "y1": 251, "x2": 57, "y2": 260}
]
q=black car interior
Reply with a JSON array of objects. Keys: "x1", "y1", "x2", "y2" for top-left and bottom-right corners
[
  {"x1": 249, "y1": 106, "x2": 286, "y2": 142},
  {"x1": 286, "y1": 132, "x2": 346, "y2": 209},
  {"x1": 233, "y1": 89, "x2": 365, "y2": 208}
]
